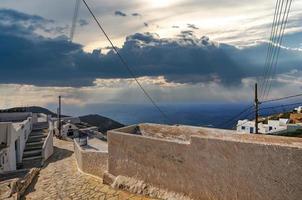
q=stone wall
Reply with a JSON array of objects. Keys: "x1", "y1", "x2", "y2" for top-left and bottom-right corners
[
  {"x1": 74, "y1": 139, "x2": 108, "y2": 178},
  {"x1": 108, "y1": 123, "x2": 302, "y2": 200}
]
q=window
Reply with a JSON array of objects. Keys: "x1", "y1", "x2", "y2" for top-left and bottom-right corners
[
  {"x1": 269, "y1": 126, "x2": 272, "y2": 131},
  {"x1": 241, "y1": 126, "x2": 246, "y2": 130},
  {"x1": 250, "y1": 127, "x2": 254, "y2": 133}
]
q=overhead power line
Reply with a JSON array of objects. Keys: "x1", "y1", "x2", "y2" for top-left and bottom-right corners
[
  {"x1": 264, "y1": 0, "x2": 293, "y2": 100},
  {"x1": 260, "y1": 0, "x2": 286, "y2": 99},
  {"x1": 81, "y1": 0, "x2": 171, "y2": 123},
  {"x1": 262, "y1": 92, "x2": 302, "y2": 103},
  {"x1": 218, "y1": 104, "x2": 254, "y2": 128},
  {"x1": 234, "y1": 101, "x2": 302, "y2": 129},
  {"x1": 259, "y1": 0, "x2": 282, "y2": 96},
  {"x1": 233, "y1": 111, "x2": 255, "y2": 129},
  {"x1": 259, "y1": 101, "x2": 302, "y2": 111},
  {"x1": 260, "y1": 0, "x2": 293, "y2": 100}
]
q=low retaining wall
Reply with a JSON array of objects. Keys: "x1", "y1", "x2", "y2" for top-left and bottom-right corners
[
  {"x1": 74, "y1": 139, "x2": 108, "y2": 178},
  {"x1": 108, "y1": 123, "x2": 302, "y2": 200},
  {"x1": 42, "y1": 131, "x2": 53, "y2": 163},
  {"x1": 0, "y1": 168, "x2": 40, "y2": 200}
]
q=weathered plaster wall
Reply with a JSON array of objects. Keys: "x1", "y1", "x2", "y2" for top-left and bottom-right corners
[
  {"x1": 0, "y1": 113, "x2": 32, "y2": 122},
  {"x1": 0, "y1": 117, "x2": 32, "y2": 172},
  {"x1": 74, "y1": 140, "x2": 108, "y2": 178},
  {"x1": 13, "y1": 118, "x2": 32, "y2": 163},
  {"x1": 108, "y1": 124, "x2": 302, "y2": 200},
  {"x1": 42, "y1": 131, "x2": 53, "y2": 162}
]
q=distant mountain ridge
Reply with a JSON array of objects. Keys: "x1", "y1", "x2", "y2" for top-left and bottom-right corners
[
  {"x1": 79, "y1": 114, "x2": 124, "y2": 133},
  {"x1": 0, "y1": 106, "x2": 124, "y2": 133},
  {"x1": 0, "y1": 106, "x2": 59, "y2": 116}
]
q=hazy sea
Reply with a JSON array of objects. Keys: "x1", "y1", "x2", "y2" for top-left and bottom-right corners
[{"x1": 59, "y1": 102, "x2": 292, "y2": 129}]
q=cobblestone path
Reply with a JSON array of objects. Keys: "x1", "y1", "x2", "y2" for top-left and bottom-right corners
[{"x1": 23, "y1": 138, "x2": 156, "y2": 200}]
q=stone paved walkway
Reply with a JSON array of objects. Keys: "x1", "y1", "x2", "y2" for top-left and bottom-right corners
[{"x1": 23, "y1": 138, "x2": 157, "y2": 200}]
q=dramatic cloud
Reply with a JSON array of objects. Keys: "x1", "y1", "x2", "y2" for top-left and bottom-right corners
[
  {"x1": 2, "y1": 71, "x2": 302, "y2": 111},
  {"x1": 0, "y1": 8, "x2": 68, "y2": 36},
  {"x1": 187, "y1": 23, "x2": 199, "y2": 30},
  {"x1": 132, "y1": 13, "x2": 141, "y2": 17},
  {"x1": 0, "y1": 9, "x2": 301, "y2": 89},
  {"x1": 78, "y1": 19, "x2": 89, "y2": 27},
  {"x1": 114, "y1": 10, "x2": 127, "y2": 17}
]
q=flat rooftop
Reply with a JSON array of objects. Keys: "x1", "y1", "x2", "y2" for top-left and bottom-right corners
[
  {"x1": 80, "y1": 136, "x2": 108, "y2": 152},
  {"x1": 112, "y1": 123, "x2": 302, "y2": 148},
  {"x1": 0, "y1": 112, "x2": 31, "y2": 123}
]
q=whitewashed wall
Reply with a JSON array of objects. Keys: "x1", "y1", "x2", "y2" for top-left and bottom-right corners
[{"x1": 0, "y1": 117, "x2": 32, "y2": 172}]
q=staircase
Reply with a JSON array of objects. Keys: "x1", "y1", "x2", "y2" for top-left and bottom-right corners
[{"x1": 22, "y1": 126, "x2": 48, "y2": 168}]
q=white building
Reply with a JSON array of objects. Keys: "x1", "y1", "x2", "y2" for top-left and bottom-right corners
[
  {"x1": 0, "y1": 113, "x2": 32, "y2": 172},
  {"x1": 49, "y1": 117, "x2": 81, "y2": 138},
  {"x1": 294, "y1": 106, "x2": 302, "y2": 113},
  {"x1": 236, "y1": 118, "x2": 300, "y2": 134},
  {"x1": 61, "y1": 123, "x2": 79, "y2": 138}
]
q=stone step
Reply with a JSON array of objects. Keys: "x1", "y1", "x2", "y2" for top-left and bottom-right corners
[
  {"x1": 30, "y1": 131, "x2": 45, "y2": 136},
  {"x1": 22, "y1": 155, "x2": 42, "y2": 161},
  {"x1": 24, "y1": 145, "x2": 43, "y2": 151},
  {"x1": 29, "y1": 134, "x2": 46, "y2": 139},
  {"x1": 23, "y1": 149, "x2": 42, "y2": 158},
  {"x1": 29, "y1": 132, "x2": 44, "y2": 136},
  {"x1": 27, "y1": 137, "x2": 45, "y2": 143},
  {"x1": 26, "y1": 141, "x2": 44, "y2": 146}
]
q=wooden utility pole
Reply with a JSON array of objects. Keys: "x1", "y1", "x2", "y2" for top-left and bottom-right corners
[
  {"x1": 58, "y1": 96, "x2": 62, "y2": 136},
  {"x1": 254, "y1": 83, "x2": 259, "y2": 134}
]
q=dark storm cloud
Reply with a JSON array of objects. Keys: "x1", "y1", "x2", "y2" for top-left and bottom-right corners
[
  {"x1": 132, "y1": 13, "x2": 141, "y2": 17},
  {"x1": 0, "y1": 8, "x2": 68, "y2": 35},
  {"x1": 78, "y1": 19, "x2": 89, "y2": 27},
  {"x1": 1, "y1": 9, "x2": 302, "y2": 87},
  {"x1": 187, "y1": 23, "x2": 199, "y2": 30},
  {"x1": 178, "y1": 30, "x2": 194, "y2": 38},
  {"x1": 114, "y1": 11, "x2": 127, "y2": 17},
  {"x1": 0, "y1": 8, "x2": 53, "y2": 24}
]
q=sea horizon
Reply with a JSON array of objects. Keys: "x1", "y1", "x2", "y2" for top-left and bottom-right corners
[{"x1": 49, "y1": 101, "x2": 295, "y2": 129}]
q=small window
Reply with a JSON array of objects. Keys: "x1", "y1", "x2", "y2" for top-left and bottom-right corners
[
  {"x1": 250, "y1": 127, "x2": 254, "y2": 133},
  {"x1": 241, "y1": 126, "x2": 245, "y2": 130},
  {"x1": 269, "y1": 126, "x2": 272, "y2": 131}
]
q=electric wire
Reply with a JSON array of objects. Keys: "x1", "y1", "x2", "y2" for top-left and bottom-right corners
[
  {"x1": 260, "y1": 0, "x2": 293, "y2": 100},
  {"x1": 262, "y1": 92, "x2": 302, "y2": 103},
  {"x1": 264, "y1": 0, "x2": 293, "y2": 100},
  {"x1": 235, "y1": 101, "x2": 302, "y2": 128},
  {"x1": 218, "y1": 104, "x2": 254, "y2": 128},
  {"x1": 259, "y1": 0, "x2": 282, "y2": 97},
  {"x1": 260, "y1": 0, "x2": 286, "y2": 99},
  {"x1": 82, "y1": 0, "x2": 171, "y2": 123}
]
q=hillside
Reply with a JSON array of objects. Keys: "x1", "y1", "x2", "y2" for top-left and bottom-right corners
[
  {"x1": 0, "y1": 106, "x2": 59, "y2": 117},
  {"x1": 79, "y1": 114, "x2": 124, "y2": 133},
  {"x1": 0, "y1": 106, "x2": 124, "y2": 133}
]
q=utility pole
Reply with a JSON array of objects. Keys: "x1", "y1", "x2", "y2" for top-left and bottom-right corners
[
  {"x1": 58, "y1": 96, "x2": 62, "y2": 137},
  {"x1": 254, "y1": 83, "x2": 259, "y2": 134}
]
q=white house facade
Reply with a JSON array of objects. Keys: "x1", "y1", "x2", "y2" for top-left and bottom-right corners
[
  {"x1": 236, "y1": 118, "x2": 301, "y2": 134},
  {"x1": 0, "y1": 113, "x2": 32, "y2": 172}
]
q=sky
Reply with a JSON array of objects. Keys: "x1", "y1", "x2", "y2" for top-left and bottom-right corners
[{"x1": 0, "y1": 0, "x2": 301, "y2": 115}]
